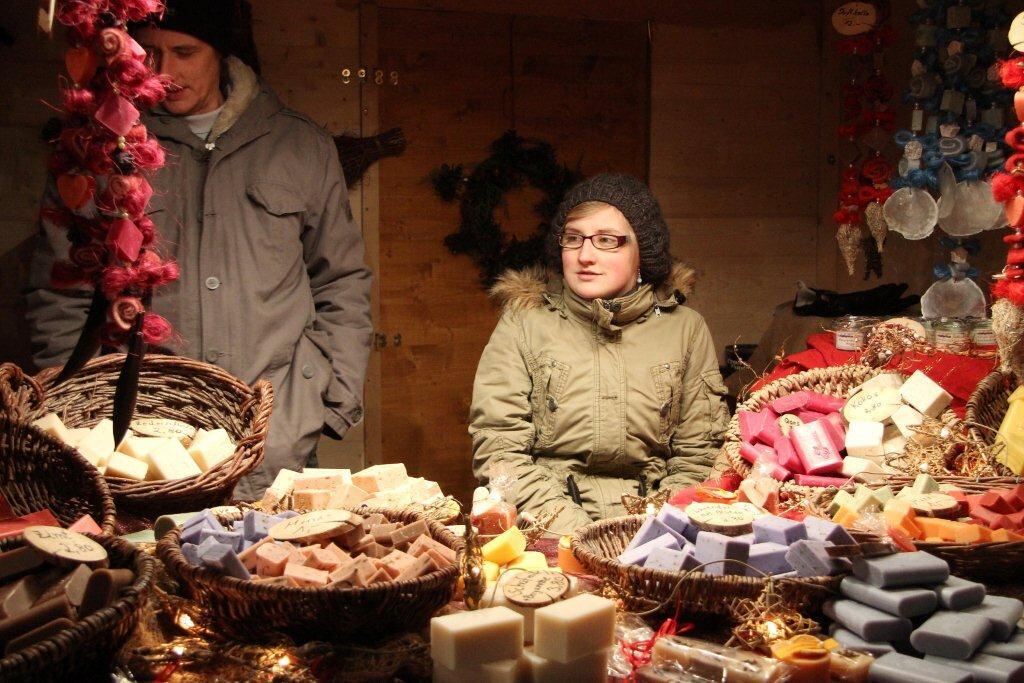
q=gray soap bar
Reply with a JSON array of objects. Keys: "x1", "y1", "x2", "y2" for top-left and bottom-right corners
[
  {"x1": 925, "y1": 653, "x2": 1024, "y2": 683},
  {"x1": 935, "y1": 575, "x2": 987, "y2": 610},
  {"x1": 964, "y1": 596, "x2": 1024, "y2": 641},
  {"x1": 830, "y1": 626, "x2": 895, "y2": 657},
  {"x1": 841, "y1": 576, "x2": 938, "y2": 618},
  {"x1": 869, "y1": 651, "x2": 972, "y2": 682},
  {"x1": 853, "y1": 551, "x2": 950, "y2": 589},
  {"x1": 982, "y1": 632, "x2": 1024, "y2": 661},
  {"x1": 911, "y1": 611, "x2": 992, "y2": 660},
  {"x1": 825, "y1": 599, "x2": 913, "y2": 642},
  {"x1": 786, "y1": 539, "x2": 844, "y2": 577}
]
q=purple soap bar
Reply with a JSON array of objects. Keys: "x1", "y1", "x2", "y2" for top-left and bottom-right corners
[
  {"x1": 181, "y1": 517, "x2": 221, "y2": 545},
  {"x1": 963, "y1": 596, "x2": 1024, "y2": 641},
  {"x1": 840, "y1": 576, "x2": 938, "y2": 618},
  {"x1": 925, "y1": 653, "x2": 1024, "y2": 683},
  {"x1": 242, "y1": 510, "x2": 274, "y2": 542},
  {"x1": 694, "y1": 531, "x2": 749, "y2": 576},
  {"x1": 746, "y1": 542, "x2": 792, "y2": 577},
  {"x1": 910, "y1": 611, "x2": 992, "y2": 659},
  {"x1": 869, "y1": 651, "x2": 973, "y2": 683},
  {"x1": 804, "y1": 515, "x2": 855, "y2": 545},
  {"x1": 935, "y1": 576, "x2": 986, "y2": 610},
  {"x1": 829, "y1": 626, "x2": 895, "y2": 657},
  {"x1": 982, "y1": 632, "x2": 1024, "y2": 661},
  {"x1": 181, "y1": 543, "x2": 201, "y2": 567},
  {"x1": 199, "y1": 541, "x2": 251, "y2": 580},
  {"x1": 624, "y1": 517, "x2": 686, "y2": 553},
  {"x1": 752, "y1": 516, "x2": 807, "y2": 545},
  {"x1": 655, "y1": 504, "x2": 697, "y2": 543},
  {"x1": 183, "y1": 509, "x2": 223, "y2": 532},
  {"x1": 199, "y1": 528, "x2": 244, "y2": 553},
  {"x1": 275, "y1": 510, "x2": 300, "y2": 520},
  {"x1": 852, "y1": 551, "x2": 949, "y2": 589},
  {"x1": 645, "y1": 546, "x2": 691, "y2": 572},
  {"x1": 618, "y1": 534, "x2": 680, "y2": 567},
  {"x1": 786, "y1": 540, "x2": 844, "y2": 577},
  {"x1": 824, "y1": 599, "x2": 913, "y2": 643}
]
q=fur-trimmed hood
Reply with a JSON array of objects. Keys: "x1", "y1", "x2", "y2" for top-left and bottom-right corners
[{"x1": 490, "y1": 261, "x2": 697, "y2": 314}]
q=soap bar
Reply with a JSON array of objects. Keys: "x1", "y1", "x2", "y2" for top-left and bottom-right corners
[
  {"x1": 824, "y1": 599, "x2": 913, "y2": 642},
  {"x1": 624, "y1": 517, "x2": 686, "y2": 552},
  {"x1": 746, "y1": 542, "x2": 792, "y2": 577},
  {"x1": 934, "y1": 576, "x2": 986, "y2": 610},
  {"x1": 187, "y1": 428, "x2": 235, "y2": 472},
  {"x1": 694, "y1": 532, "x2": 749, "y2": 576},
  {"x1": 645, "y1": 545, "x2": 696, "y2": 572},
  {"x1": 328, "y1": 483, "x2": 372, "y2": 509},
  {"x1": 483, "y1": 571, "x2": 572, "y2": 643},
  {"x1": 963, "y1": 595, "x2": 1024, "y2": 641},
  {"x1": 842, "y1": 456, "x2": 887, "y2": 483},
  {"x1": 685, "y1": 503, "x2": 755, "y2": 536},
  {"x1": 843, "y1": 387, "x2": 902, "y2": 423},
  {"x1": 911, "y1": 611, "x2": 993, "y2": 659},
  {"x1": 786, "y1": 540, "x2": 844, "y2": 577},
  {"x1": 655, "y1": 504, "x2": 697, "y2": 542},
  {"x1": 840, "y1": 576, "x2": 938, "y2": 618},
  {"x1": 482, "y1": 527, "x2": 528, "y2": 565},
  {"x1": 32, "y1": 413, "x2": 73, "y2": 445},
  {"x1": 752, "y1": 516, "x2": 806, "y2": 545},
  {"x1": 851, "y1": 551, "x2": 949, "y2": 588},
  {"x1": 522, "y1": 647, "x2": 609, "y2": 683},
  {"x1": 804, "y1": 516, "x2": 855, "y2": 545},
  {"x1": 830, "y1": 627, "x2": 895, "y2": 657},
  {"x1": 0, "y1": 546, "x2": 45, "y2": 583},
  {"x1": 845, "y1": 421, "x2": 885, "y2": 459},
  {"x1": 75, "y1": 419, "x2": 115, "y2": 465},
  {"x1": 900, "y1": 371, "x2": 953, "y2": 418},
  {"x1": 791, "y1": 421, "x2": 844, "y2": 475},
  {"x1": 147, "y1": 438, "x2": 203, "y2": 480},
  {"x1": 430, "y1": 606, "x2": 524, "y2": 670},
  {"x1": 4, "y1": 616, "x2": 76, "y2": 656},
  {"x1": 104, "y1": 452, "x2": 149, "y2": 480},
  {"x1": 981, "y1": 632, "x2": 1024, "y2": 661},
  {"x1": 755, "y1": 407, "x2": 783, "y2": 445},
  {"x1": 0, "y1": 595, "x2": 75, "y2": 651},
  {"x1": 351, "y1": 463, "x2": 408, "y2": 493},
  {"x1": 891, "y1": 404, "x2": 927, "y2": 442},
  {"x1": 618, "y1": 534, "x2": 680, "y2": 567},
  {"x1": 533, "y1": 593, "x2": 616, "y2": 664},
  {"x1": 774, "y1": 437, "x2": 804, "y2": 474},
  {"x1": 869, "y1": 651, "x2": 972, "y2": 682},
  {"x1": 925, "y1": 653, "x2": 1024, "y2": 683}
]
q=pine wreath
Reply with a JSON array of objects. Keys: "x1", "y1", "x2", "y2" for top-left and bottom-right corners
[{"x1": 432, "y1": 130, "x2": 582, "y2": 287}]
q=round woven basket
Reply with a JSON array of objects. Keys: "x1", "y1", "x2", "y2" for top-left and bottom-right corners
[
  {"x1": 0, "y1": 415, "x2": 115, "y2": 534},
  {"x1": 0, "y1": 533, "x2": 156, "y2": 682},
  {"x1": 31, "y1": 354, "x2": 273, "y2": 517},
  {"x1": 571, "y1": 515, "x2": 839, "y2": 616},
  {"x1": 157, "y1": 507, "x2": 462, "y2": 643},
  {"x1": 0, "y1": 363, "x2": 44, "y2": 422},
  {"x1": 965, "y1": 369, "x2": 1016, "y2": 449}
]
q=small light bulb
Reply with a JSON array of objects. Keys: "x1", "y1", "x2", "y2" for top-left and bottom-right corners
[
  {"x1": 172, "y1": 645, "x2": 185, "y2": 657},
  {"x1": 177, "y1": 613, "x2": 195, "y2": 630},
  {"x1": 277, "y1": 655, "x2": 291, "y2": 668}
]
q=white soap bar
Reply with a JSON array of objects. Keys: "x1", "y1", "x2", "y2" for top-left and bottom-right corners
[
  {"x1": 430, "y1": 606, "x2": 524, "y2": 670},
  {"x1": 104, "y1": 452, "x2": 149, "y2": 481},
  {"x1": 410, "y1": 477, "x2": 443, "y2": 499},
  {"x1": 66, "y1": 427, "x2": 90, "y2": 446},
  {"x1": 293, "y1": 488, "x2": 332, "y2": 510},
  {"x1": 116, "y1": 434, "x2": 163, "y2": 460},
  {"x1": 900, "y1": 371, "x2": 952, "y2": 418},
  {"x1": 32, "y1": 413, "x2": 73, "y2": 445},
  {"x1": 843, "y1": 387, "x2": 902, "y2": 423},
  {"x1": 301, "y1": 468, "x2": 352, "y2": 486},
  {"x1": 351, "y1": 463, "x2": 408, "y2": 493},
  {"x1": 522, "y1": 646, "x2": 610, "y2": 683},
  {"x1": 482, "y1": 572, "x2": 577, "y2": 644},
  {"x1": 891, "y1": 404, "x2": 929, "y2": 443},
  {"x1": 188, "y1": 428, "x2": 235, "y2": 472},
  {"x1": 852, "y1": 373, "x2": 904, "y2": 396},
  {"x1": 432, "y1": 657, "x2": 524, "y2": 683},
  {"x1": 77, "y1": 419, "x2": 115, "y2": 464},
  {"x1": 881, "y1": 424, "x2": 908, "y2": 456},
  {"x1": 147, "y1": 438, "x2": 203, "y2": 480},
  {"x1": 270, "y1": 468, "x2": 300, "y2": 493},
  {"x1": 370, "y1": 481, "x2": 414, "y2": 507},
  {"x1": 842, "y1": 456, "x2": 886, "y2": 482},
  {"x1": 845, "y1": 421, "x2": 885, "y2": 458},
  {"x1": 328, "y1": 483, "x2": 372, "y2": 508},
  {"x1": 533, "y1": 593, "x2": 616, "y2": 664}
]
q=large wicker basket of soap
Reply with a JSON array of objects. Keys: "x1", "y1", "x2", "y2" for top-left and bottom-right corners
[
  {"x1": 964, "y1": 368, "x2": 1016, "y2": 448},
  {"x1": 0, "y1": 415, "x2": 116, "y2": 535},
  {"x1": 570, "y1": 502, "x2": 868, "y2": 617},
  {"x1": 157, "y1": 506, "x2": 462, "y2": 643},
  {"x1": 28, "y1": 354, "x2": 273, "y2": 516},
  {"x1": 0, "y1": 529, "x2": 156, "y2": 682}
]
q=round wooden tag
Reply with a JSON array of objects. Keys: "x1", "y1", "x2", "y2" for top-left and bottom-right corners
[
  {"x1": 904, "y1": 493, "x2": 960, "y2": 518},
  {"x1": 130, "y1": 418, "x2": 197, "y2": 445},
  {"x1": 269, "y1": 510, "x2": 361, "y2": 543},
  {"x1": 831, "y1": 2, "x2": 877, "y2": 36},
  {"x1": 22, "y1": 526, "x2": 107, "y2": 567},
  {"x1": 778, "y1": 414, "x2": 804, "y2": 437},
  {"x1": 502, "y1": 570, "x2": 570, "y2": 608},
  {"x1": 686, "y1": 503, "x2": 755, "y2": 536},
  {"x1": 843, "y1": 387, "x2": 902, "y2": 423}
]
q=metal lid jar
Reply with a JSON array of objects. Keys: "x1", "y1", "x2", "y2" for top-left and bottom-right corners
[
  {"x1": 831, "y1": 316, "x2": 880, "y2": 351},
  {"x1": 933, "y1": 317, "x2": 971, "y2": 353},
  {"x1": 969, "y1": 318, "x2": 995, "y2": 350}
]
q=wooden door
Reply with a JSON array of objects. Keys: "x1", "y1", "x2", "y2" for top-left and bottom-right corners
[{"x1": 375, "y1": 7, "x2": 648, "y2": 506}]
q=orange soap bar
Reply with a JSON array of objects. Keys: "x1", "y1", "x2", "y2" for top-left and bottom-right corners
[
  {"x1": 833, "y1": 506, "x2": 861, "y2": 528},
  {"x1": 916, "y1": 517, "x2": 964, "y2": 541},
  {"x1": 953, "y1": 524, "x2": 991, "y2": 544},
  {"x1": 557, "y1": 536, "x2": 587, "y2": 575},
  {"x1": 883, "y1": 501, "x2": 922, "y2": 539}
]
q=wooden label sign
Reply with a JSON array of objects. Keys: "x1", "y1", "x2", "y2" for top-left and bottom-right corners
[
  {"x1": 778, "y1": 414, "x2": 804, "y2": 436},
  {"x1": 502, "y1": 571, "x2": 570, "y2": 607},
  {"x1": 843, "y1": 387, "x2": 902, "y2": 423},
  {"x1": 904, "y1": 493, "x2": 960, "y2": 518},
  {"x1": 832, "y1": 2, "x2": 877, "y2": 35},
  {"x1": 269, "y1": 510, "x2": 361, "y2": 543},
  {"x1": 23, "y1": 526, "x2": 107, "y2": 566},
  {"x1": 130, "y1": 418, "x2": 197, "y2": 444},
  {"x1": 686, "y1": 503, "x2": 755, "y2": 536}
]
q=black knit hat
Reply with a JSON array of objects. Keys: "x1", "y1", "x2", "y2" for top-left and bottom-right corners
[
  {"x1": 131, "y1": 0, "x2": 261, "y2": 71},
  {"x1": 547, "y1": 173, "x2": 672, "y2": 286}
]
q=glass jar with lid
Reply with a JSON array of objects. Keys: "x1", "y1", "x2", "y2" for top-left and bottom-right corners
[
  {"x1": 831, "y1": 316, "x2": 880, "y2": 351},
  {"x1": 933, "y1": 317, "x2": 971, "y2": 352},
  {"x1": 970, "y1": 318, "x2": 996, "y2": 350}
]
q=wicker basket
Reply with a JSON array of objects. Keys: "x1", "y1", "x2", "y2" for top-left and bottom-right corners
[
  {"x1": 571, "y1": 515, "x2": 840, "y2": 616},
  {"x1": 0, "y1": 363, "x2": 44, "y2": 422},
  {"x1": 965, "y1": 369, "x2": 1016, "y2": 450},
  {"x1": 157, "y1": 507, "x2": 462, "y2": 643},
  {"x1": 0, "y1": 415, "x2": 116, "y2": 534},
  {"x1": 0, "y1": 533, "x2": 156, "y2": 682},
  {"x1": 30, "y1": 354, "x2": 273, "y2": 517}
]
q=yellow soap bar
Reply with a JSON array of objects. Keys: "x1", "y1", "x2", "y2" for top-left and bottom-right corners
[
  {"x1": 483, "y1": 561, "x2": 501, "y2": 582},
  {"x1": 833, "y1": 506, "x2": 861, "y2": 528},
  {"x1": 506, "y1": 551, "x2": 548, "y2": 572},
  {"x1": 996, "y1": 399, "x2": 1024, "y2": 474},
  {"x1": 482, "y1": 527, "x2": 528, "y2": 565}
]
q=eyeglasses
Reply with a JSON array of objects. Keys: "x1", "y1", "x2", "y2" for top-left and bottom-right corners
[{"x1": 557, "y1": 233, "x2": 630, "y2": 250}]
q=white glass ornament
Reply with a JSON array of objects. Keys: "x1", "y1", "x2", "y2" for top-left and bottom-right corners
[
  {"x1": 937, "y1": 180, "x2": 1002, "y2": 237},
  {"x1": 920, "y1": 277, "x2": 987, "y2": 319},
  {"x1": 883, "y1": 187, "x2": 937, "y2": 240},
  {"x1": 936, "y1": 163, "x2": 957, "y2": 220}
]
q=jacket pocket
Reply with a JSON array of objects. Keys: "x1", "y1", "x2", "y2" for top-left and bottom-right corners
[
  {"x1": 651, "y1": 361, "x2": 683, "y2": 442},
  {"x1": 245, "y1": 180, "x2": 306, "y2": 273},
  {"x1": 700, "y1": 370, "x2": 730, "y2": 442},
  {"x1": 532, "y1": 356, "x2": 570, "y2": 447}
]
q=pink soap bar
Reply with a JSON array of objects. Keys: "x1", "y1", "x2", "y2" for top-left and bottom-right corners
[
  {"x1": 774, "y1": 437, "x2": 805, "y2": 475},
  {"x1": 739, "y1": 410, "x2": 775, "y2": 445},
  {"x1": 981, "y1": 491, "x2": 1016, "y2": 514},
  {"x1": 770, "y1": 393, "x2": 809, "y2": 414},
  {"x1": 791, "y1": 421, "x2": 843, "y2": 475},
  {"x1": 0, "y1": 510, "x2": 60, "y2": 540},
  {"x1": 765, "y1": 463, "x2": 793, "y2": 482},
  {"x1": 739, "y1": 443, "x2": 776, "y2": 465},
  {"x1": 755, "y1": 408, "x2": 782, "y2": 446},
  {"x1": 795, "y1": 410, "x2": 827, "y2": 423},
  {"x1": 804, "y1": 392, "x2": 846, "y2": 414},
  {"x1": 794, "y1": 473, "x2": 852, "y2": 488},
  {"x1": 255, "y1": 543, "x2": 291, "y2": 577},
  {"x1": 238, "y1": 536, "x2": 273, "y2": 572},
  {"x1": 283, "y1": 562, "x2": 329, "y2": 587},
  {"x1": 68, "y1": 515, "x2": 102, "y2": 535}
]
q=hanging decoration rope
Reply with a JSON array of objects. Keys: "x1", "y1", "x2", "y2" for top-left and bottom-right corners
[{"x1": 432, "y1": 131, "x2": 582, "y2": 287}]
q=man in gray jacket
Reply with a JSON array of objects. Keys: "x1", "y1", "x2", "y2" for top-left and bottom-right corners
[{"x1": 25, "y1": 0, "x2": 372, "y2": 499}]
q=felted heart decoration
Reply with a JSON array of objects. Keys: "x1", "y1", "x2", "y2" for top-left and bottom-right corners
[
  {"x1": 106, "y1": 217, "x2": 143, "y2": 262},
  {"x1": 1007, "y1": 194, "x2": 1024, "y2": 227},
  {"x1": 1016, "y1": 90, "x2": 1024, "y2": 124},
  {"x1": 65, "y1": 47, "x2": 99, "y2": 85},
  {"x1": 57, "y1": 173, "x2": 95, "y2": 209},
  {"x1": 94, "y1": 94, "x2": 139, "y2": 137}
]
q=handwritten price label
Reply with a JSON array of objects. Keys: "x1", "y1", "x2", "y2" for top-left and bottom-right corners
[
  {"x1": 23, "y1": 526, "x2": 107, "y2": 566},
  {"x1": 503, "y1": 571, "x2": 570, "y2": 607},
  {"x1": 831, "y1": 2, "x2": 877, "y2": 36}
]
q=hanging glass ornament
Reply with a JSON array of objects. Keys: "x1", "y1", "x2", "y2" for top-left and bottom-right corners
[
  {"x1": 939, "y1": 180, "x2": 1004, "y2": 236},
  {"x1": 921, "y1": 276, "x2": 987, "y2": 318},
  {"x1": 883, "y1": 186, "x2": 938, "y2": 239}
]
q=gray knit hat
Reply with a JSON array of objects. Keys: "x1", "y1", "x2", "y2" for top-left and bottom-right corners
[{"x1": 547, "y1": 173, "x2": 671, "y2": 286}]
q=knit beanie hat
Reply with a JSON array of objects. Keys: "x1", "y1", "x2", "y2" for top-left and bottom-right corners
[
  {"x1": 547, "y1": 173, "x2": 672, "y2": 286},
  {"x1": 131, "y1": 0, "x2": 243, "y2": 59}
]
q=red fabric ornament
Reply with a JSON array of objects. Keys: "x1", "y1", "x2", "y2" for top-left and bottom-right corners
[
  {"x1": 106, "y1": 217, "x2": 144, "y2": 262},
  {"x1": 94, "y1": 94, "x2": 139, "y2": 137},
  {"x1": 111, "y1": 296, "x2": 144, "y2": 331},
  {"x1": 65, "y1": 46, "x2": 99, "y2": 85},
  {"x1": 999, "y1": 58, "x2": 1024, "y2": 90},
  {"x1": 56, "y1": 173, "x2": 95, "y2": 209}
]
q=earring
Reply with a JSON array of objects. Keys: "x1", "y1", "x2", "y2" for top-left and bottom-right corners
[{"x1": 637, "y1": 271, "x2": 643, "y2": 284}]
